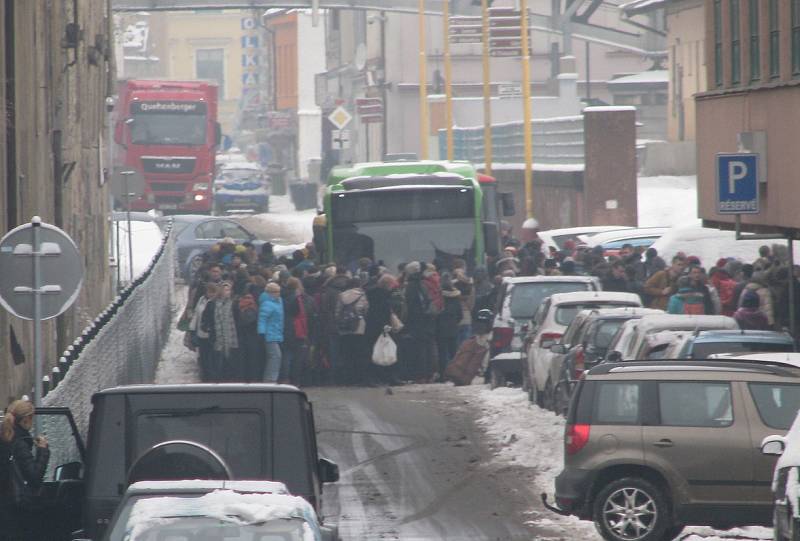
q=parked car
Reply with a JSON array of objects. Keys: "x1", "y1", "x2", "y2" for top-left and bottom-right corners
[
  {"x1": 605, "y1": 314, "x2": 739, "y2": 362},
  {"x1": 640, "y1": 330, "x2": 691, "y2": 359},
  {"x1": 213, "y1": 161, "x2": 270, "y2": 214},
  {"x1": 537, "y1": 226, "x2": 632, "y2": 255},
  {"x1": 580, "y1": 226, "x2": 669, "y2": 257},
  {"x1": 550, "y1": 307, "x2": 663, "y2": 414},
  {"x1": 524, "y1": 291, "x2": 642, "y2": 409},
  {"x1": 488, "y1": 276, "x2": 600, "y2": 389},
  {"x1": 761, "y1": 410, "x2": 800, "y2": 541},
  {"x1": 668, "y1": 330, "x2": 796, "y2": 359},
  {"x1": 98, "y1": 480, "x2": 338, "y2": 541},
  {"x1": 159, "y1": 215, "x2": 267, "y2": 281},
  {"x1": 37, "y1": 383, "x2": 339, "y2": 540},
  {"x1": 545, "y1": 359, "x2": 800, "y2": 541}
]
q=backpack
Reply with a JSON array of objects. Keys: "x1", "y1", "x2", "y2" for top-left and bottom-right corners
[
  {"x1": 336, "y1": 293, "x2": 364, "y2": 334},
  {"x1": 683, "y1": 299, "x2": 705, "y2": 315}
]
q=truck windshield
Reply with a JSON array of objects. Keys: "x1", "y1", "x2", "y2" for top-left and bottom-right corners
[{"x1": 130, "y1": 112, "x2": 207, "y2": 146}]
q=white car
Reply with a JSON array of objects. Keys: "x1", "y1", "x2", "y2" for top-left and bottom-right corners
[
  {"x1": 580, "y1": 226, "x2": 669, "y2": 257},
  {"x1": 101, "y1": 480, "x2": 338, "y2": 541},
  {"x1": 524, "y1": 291, "x2": 642, "y2": 409},
  {"x1": 537, "y1": 225, "x2": 632, "y2": 255},
  {"x1": 488, "y1": 275, "x2": 600, "y2": 388}
]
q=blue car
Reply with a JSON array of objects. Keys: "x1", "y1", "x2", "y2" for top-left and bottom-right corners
[
  {"x1": 671, "y1": 329, "x2": 796, "y2": 359},
  {"x1": 213, "y1": 162, "x2": 270, "y2": 214}
]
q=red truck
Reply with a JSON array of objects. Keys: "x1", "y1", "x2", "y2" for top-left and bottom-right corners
[{"x1": 113, "y1": 80, "x2": 221, "y2": 214}]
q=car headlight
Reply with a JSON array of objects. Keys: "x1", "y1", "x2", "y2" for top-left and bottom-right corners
[
  {"x1": 194, "y1": 194, "x2": 206, "y2": 201},
  {"x1": 192, "y1": 183, "x2": 209, "y2": 191}
]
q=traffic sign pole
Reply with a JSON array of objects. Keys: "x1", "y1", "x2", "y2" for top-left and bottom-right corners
[
  {"x1": 32, "y1": 219, "x2": 42, "y2": 408},
  {"x1": 482, "y1": 0, "x2": 492, "y2": 175},
  {"x1": 444, "y1": 0, "x2": 454, "y2": 161},
  {"x1": 418, "y1": 0, "x2": 429, "y2": 160},
  {"x1": 520, "y1": 0, "x2": 534, "y2": 219}
]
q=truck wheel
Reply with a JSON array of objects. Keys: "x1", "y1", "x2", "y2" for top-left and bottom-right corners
[{"x1": 593, "y1": 477, "x2": 670, "y2": 541}]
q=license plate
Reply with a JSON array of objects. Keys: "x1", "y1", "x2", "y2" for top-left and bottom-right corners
[{"x1": 159, "y1": 204, "x2": 177, "y2": 210}]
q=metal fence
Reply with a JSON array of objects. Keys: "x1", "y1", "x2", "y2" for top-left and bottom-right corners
[
  {"x1": 439, "y1": 115, "x2": 585, "y2": 165},
  {"x1": 43, "y1": 222, "x2": 175, "y2": 439}
]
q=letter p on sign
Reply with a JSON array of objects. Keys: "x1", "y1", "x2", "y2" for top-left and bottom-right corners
[{"x1": 728, "y1": 161, "x2": 749, "y2": 194}]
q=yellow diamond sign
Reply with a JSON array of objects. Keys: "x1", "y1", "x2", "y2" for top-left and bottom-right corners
[{"x1": 328, "y1": 106, "x2": 353, "y2": 130}]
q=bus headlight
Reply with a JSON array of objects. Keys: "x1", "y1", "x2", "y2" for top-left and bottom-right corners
[
  {"x1": 192, "y1": 183, "x2": 209, "y2": 191},
  {"x1": 194, "y1": 194, "x2": 206, "y2": 202}
]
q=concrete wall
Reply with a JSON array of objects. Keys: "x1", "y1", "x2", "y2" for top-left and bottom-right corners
[
  {"x1": 639, "y1": 140, "x2": 697, "y2": 176},
  {"x1": 582, "y1": 107, "x2": 638, "y2": 226},
  {"x1": 0, "y1": 0, "x2": 114, "y2": 405}
]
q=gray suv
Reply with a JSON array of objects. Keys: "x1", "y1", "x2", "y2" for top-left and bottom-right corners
[{"x1": 544, "y1": 360, "x2": 800, "y2": 541}]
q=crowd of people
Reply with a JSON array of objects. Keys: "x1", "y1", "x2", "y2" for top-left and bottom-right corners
[{"x1": 179, "y1": 229, "x2": 800, "y2": 388}]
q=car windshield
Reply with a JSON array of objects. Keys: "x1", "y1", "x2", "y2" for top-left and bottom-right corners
[
  {"x1": 555, "y1": 303, "x2": 638, "y2": 327},
  {"x1": 112, "y1": 514, "x2": 309, "y2": 540},
  {"x1": 130, "y1": 113, "x2": 207, "y2": 146},
  {"x1": 219, "y1": 169, "x2": 261, "y2": 182},
  {"x1": 691, "y1": 341, "x2": 794, "y2": 359},
  {"x1": 508, "y1": 283, "x2": 590, "y2": 320}
]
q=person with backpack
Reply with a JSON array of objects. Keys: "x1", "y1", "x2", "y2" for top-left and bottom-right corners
[
  {"x1": 667, "y1": 276, "x2": 707, "y2": 315},
  {"x1": 0, "y1": 400, "x2": 50, "y2": 540},
  {"x1": 320, "y1": 267, "x2": 351, "y2": 385},
  {"x1": 258, "y1": 282, "x2": 284, "y2": 383},
  {"x1": 190, "y1": 282, "x2": 219, "y2": 382},
  {"x1": 335, "y1": 278, "x2": 369, "y2": 385},
  {"x1": 689, "y1": 265, "x2": 720, "y2": 315},
  {"x1": 734, "y1": 289, "x2": 771, "y2": 330}
]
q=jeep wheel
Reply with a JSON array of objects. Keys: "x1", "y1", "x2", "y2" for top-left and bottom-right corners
[
  {"x1": 489, "y1": 367, "x2": 505, "y2": 390},
  {"x1": 593, "y1": 477, "x2": 670, "y2": 541}
]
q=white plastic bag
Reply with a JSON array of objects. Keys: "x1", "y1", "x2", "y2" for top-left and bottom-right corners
[{"x1": 372, "y1": 330, "x2": 397, "y2": 366}]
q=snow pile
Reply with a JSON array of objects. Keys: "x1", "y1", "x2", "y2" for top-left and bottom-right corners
[
  {"x1": 637, "y1": 175, "x2": 697, "y2": 228},
  {"x1": 114, "y1": 219, "x2": 164, "y2": 283}
]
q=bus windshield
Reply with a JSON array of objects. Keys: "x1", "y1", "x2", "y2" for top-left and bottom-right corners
[{"x1": 330, "y1": 187, "x2": 477, "y2": 271}]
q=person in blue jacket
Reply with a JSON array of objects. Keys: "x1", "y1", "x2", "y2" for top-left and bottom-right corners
[{"x1": 258, "y1": 282, "x2": 284, "y2": 382}]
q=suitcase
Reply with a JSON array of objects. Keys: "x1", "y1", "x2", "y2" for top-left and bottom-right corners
[{"x1": 444, "y1": 336, "x2": 489, "y2": 386}]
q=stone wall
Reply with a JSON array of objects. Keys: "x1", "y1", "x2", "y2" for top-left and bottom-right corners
[{"x1": 0, "y1": 0, "x2": 114, "y2": 405}]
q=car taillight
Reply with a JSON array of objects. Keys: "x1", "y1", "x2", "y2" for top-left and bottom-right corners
[
  {"x1": 540, "y1": 332, "x2": 562, "y2": 347},
  {"x1": 566, "y1": 423, "x2": 590, "y2": 455},
  {"x1": 492, "y1": 327, "x2": 513, "y2": 352},
  {"x1": 573, "y1": 347, "x2": 585, "y2": 380}
]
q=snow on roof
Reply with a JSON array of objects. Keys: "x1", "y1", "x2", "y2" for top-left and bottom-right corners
[
  {"x1": 548, "y1": 291, "x2": 643, "y2": 305},
  {"x1": 129, "y1": 480, "x2": 288, "y2": 494},
  {"x1": 222, "y1": 161, "x2": 261, "y2": 170},
  {"x1": 608, "y1": 70, "x2": 669, "y2": 85},
  {"x1": 126, "y1": 490, "x2": 318, "y2": 540},
  {"x1": 583, "y1": 105, "x2": 637, "y2": 112},
  {"x1": 479, "y1": 163, "x2": 585, "y2": 172}
]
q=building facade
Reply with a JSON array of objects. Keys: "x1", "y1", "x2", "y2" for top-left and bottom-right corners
[
  {"x1": 0, "y1": 0, "x2": 115, "y2": 404},
  {"x1": 697, "y1": 0, "x2": 800, "y2": 233}
]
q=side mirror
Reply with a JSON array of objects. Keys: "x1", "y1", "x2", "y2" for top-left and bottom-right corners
[
  {"x1": 55, "y1": 461, "x2": 83, "y2": 481},
  {"x1": 761, "y1": 435, "x2": 786, "y2": 456},
  {"x1": 550, "y1": 344, "x2": 566, "y2": 354},
  {"x1": 319, "y1": 457, "x2": 339, "y2": 483},
  {"x1": 606, "y1": 351, "x2": 622, "y2": 363},
  {"x1": 483, "y1": 221, "x2": 499, "y2": 257},
  {"x1": 500, "y1": 192, "x2": 516, "y2": 217}
]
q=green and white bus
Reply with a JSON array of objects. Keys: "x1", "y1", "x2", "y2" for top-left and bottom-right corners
[{"x1": 316, "y1": 160, "x2": 514, "y2": 271}]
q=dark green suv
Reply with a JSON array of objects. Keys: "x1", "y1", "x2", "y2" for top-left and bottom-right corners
[{"x1": 544, "y1": 360, "x2": 800, "y2": 541}]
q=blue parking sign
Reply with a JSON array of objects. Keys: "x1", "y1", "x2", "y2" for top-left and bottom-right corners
[{"x1": 717, "y1": 153, "x2": 759, "y2": 214}]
